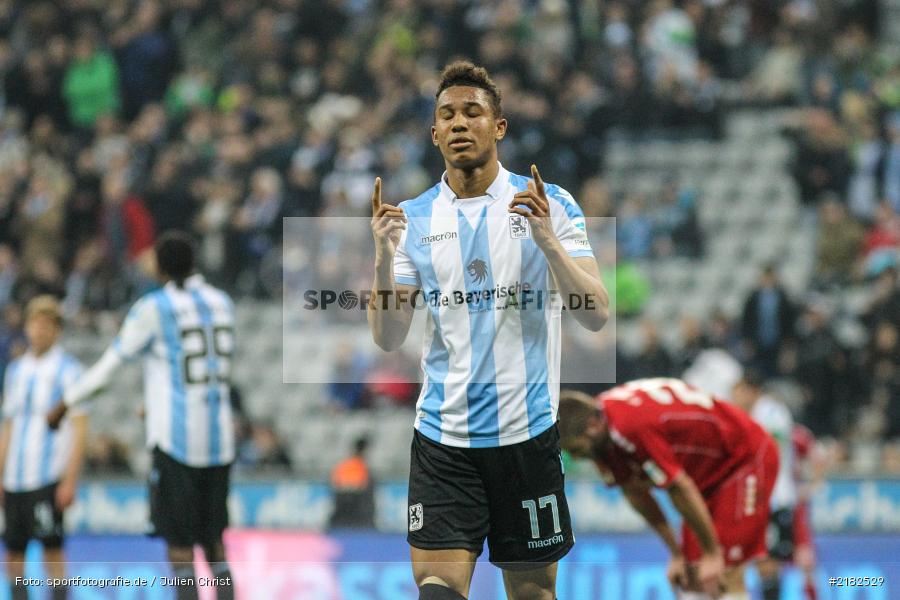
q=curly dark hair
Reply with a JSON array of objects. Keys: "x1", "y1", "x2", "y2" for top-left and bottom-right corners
[
  {"x1": 435, "y1": 60, "x2": 502, "y2": 118},
  {"x1": 155, "y1": 230, "x2": 196, "y2": 287}
]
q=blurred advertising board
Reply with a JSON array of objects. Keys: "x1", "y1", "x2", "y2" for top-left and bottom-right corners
[
  {"x1": 50, "y1": 478, "x2": 900, "y2": 535},
  {"x1": 2, "y1": 531, "x2": 895, "y2": 599}
]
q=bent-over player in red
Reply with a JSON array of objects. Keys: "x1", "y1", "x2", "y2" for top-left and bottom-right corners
[{"x1": 558, "y1": 379, "x2": 779, "y2": 600}]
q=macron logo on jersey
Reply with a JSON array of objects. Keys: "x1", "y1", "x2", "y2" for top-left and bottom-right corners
[{"x1": 419, "y1": 231, "x2": 458, "y2": 246}]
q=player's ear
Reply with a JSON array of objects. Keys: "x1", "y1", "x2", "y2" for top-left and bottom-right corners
[
  {"x1": 495, "y1": 118, "x2": 507, "y2": 141},
  {"x1": 586, "y1": 411, "x2": 605, "y2": 436},
  {"x1": 431, "y1": 125, "x2": 439, "y2": 146}
]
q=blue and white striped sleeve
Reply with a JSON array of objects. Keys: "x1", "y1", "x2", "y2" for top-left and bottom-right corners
[
  {"x1": 112, "y1": 297, "x2": 159, "y2": 362},
  {"x1": 65, "y1": 297, "x2": 158, "y2": 407},
  {"x1": 392, "y1": 218, "x2": 420, "y2": 287},
  {"x1": 63, "y1": 359, "x2": 89, "y2": 416},
  {"x1": 2, "y1": 362, "x2": 19, "y2": 419},
  {"x1": 548, "y1": 185, "x2": 594, "y2": 258}
]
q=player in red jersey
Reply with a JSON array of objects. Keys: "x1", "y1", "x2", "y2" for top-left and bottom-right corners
[
  {"x1": 792, "y1": 424, "x2": 822, "y2": 600},
  {"x1": 558, "y1": 379, "x2": 780, "y2": 599}
]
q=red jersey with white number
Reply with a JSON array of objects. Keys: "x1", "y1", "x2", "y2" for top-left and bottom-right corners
[{"x1": 595, "y1": 378, "x2": 772, "y2": 495}]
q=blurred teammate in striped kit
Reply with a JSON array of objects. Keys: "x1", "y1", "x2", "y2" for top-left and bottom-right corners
[
  {"x1": 48, "y1": 231, "x2": 236, "y2": 600},
  {"x1": 0, "y1": 295, "x2": 87, "y2": 600}
]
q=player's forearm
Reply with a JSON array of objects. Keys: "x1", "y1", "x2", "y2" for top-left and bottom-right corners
[
  {"x1": 542, "y1": 244, "x2": 609, "y2": 331},
  {"x1": 624, "y1": 485, "x2": 681, "y2": 556},
  {"x1": 0, "y1": 421, "x2": 11, "y2": 481},
  {"x1": 367, "y1": 260, "x2": 412, "y2": 351},
  {"x1": 62, "y1": 415, "x2": 88, "y2": 485},
  {"x1": 668, "y1": 473, "x2": 722, "y2": 555},
  {"x1": 64, "y1": 348, "x2": 123, "y2": 407}
]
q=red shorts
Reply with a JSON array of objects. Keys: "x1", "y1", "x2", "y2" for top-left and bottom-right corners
[{"x1": 682, "y1": 436, "x2": 779, "y2": 567}]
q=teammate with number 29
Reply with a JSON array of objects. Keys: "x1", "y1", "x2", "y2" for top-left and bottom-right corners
[{"x1": 47, "y1": 231, "x2": 236, "y2": 600}]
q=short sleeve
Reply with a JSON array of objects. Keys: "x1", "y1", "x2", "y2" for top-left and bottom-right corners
[
  {"x1": 770, "y1": 406, "x2": 794, "y2": 445},
  {"x1": 547, "y1": 186, "x2": 594, "y2": 258},
  {"x1": 2, "y1": 363, "x2": 19, "y2": 419},
  {"x1": 609, "y1": 414, "x2": 684, "y2": 488},
  {"x1": 62, "y1": 359, "x2": 89, "y2": 416},
  {"x1": 112, "y1": 297, "x2": 159, "y2": 362},
  {"x1": 62, "y1": 360, "x2": 84, "y2": 387},
  {"x1": 393, "y1": 224, "x2": 420, "y2": 287},
  {"x1": 754, "y1": 400, "x2": 793, "y2": 444}
]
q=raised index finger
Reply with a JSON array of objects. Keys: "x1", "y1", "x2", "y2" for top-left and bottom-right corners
[
  {"x1": 371, "y1": 177, "x2": 382, "y2": 213},
  {"x1": 530, "y1": 164, "x2": 545, "y2": 197}
]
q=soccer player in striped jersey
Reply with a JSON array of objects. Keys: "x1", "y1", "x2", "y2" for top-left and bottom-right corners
[
  {"x1": 0, "y1": 295, "x2": 86, "y2": 600},
  {"x1": 792, "y1": 425, "x2": 822, "y2": 600},
  {"x1": 47, "y1": 232, "x2": 235, "y2": 600},
  {"x1": 731, "y1": 373, "x2": 797, "y2": 600},
  {"x1": 369, "y1": 61, "x2": 609, "y2": 600}
]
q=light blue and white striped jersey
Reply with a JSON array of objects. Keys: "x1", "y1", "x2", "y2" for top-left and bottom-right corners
[
  {"x1": 393, "y1": 163, "x2": 594, "y2": 448},
  {"x1": 752, "y1": 395, "x2": 796, "y2": 510},
  {"x1": 67, "y1": 275, "x2": 236, "y2": 467},
  {"x1": 2, "y1": 345, "x2": 84, "y2": 492}
]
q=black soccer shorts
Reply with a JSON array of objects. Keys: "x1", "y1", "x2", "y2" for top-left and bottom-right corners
[
  {"x1": 3, "y1": 482, "x2": 64, "y2": 553},
  {"x1": 767, "y1": 507, "x2": 796, "y2": 561},
  {"x1": 407, "y1": 424, "x2": 574, "y2": 570},
  {"x1": 148, "y1": 447, "x2": 231, "y2": 548}
]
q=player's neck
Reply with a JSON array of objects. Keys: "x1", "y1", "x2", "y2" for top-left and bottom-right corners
[
  {"x1": 29, "y1": 344, "x2": 54, "y2": 358},
  {"x1": 445, "y1": 160, "x2": 499, "y2": 199}
]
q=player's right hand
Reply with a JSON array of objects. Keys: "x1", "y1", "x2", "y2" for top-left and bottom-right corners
[
  {"x1": 370, "y1": 177, "x2": 406, "y2": 260},
  {"x1": 56, "y1": 478, "x2": 76, "y2": 509},
  {"x1": 697, "y1": 550, "x2": 726, "y2": 597},
  {"x1": 666, "y1": 554, "x2": 689, "y2": 590},
  {"x1": 47, "y1": 403, "x2": 68, "y2": 430}
]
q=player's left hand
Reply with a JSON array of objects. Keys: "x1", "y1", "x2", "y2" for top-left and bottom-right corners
[
  {"x1": 47, "y1": 403, "x2": 68, "y2": 430},
  {"x1": 55, "y1": 478, "x2": 76, "y2": 510},
  {"x1": 509, "y1": 165, "x2": 557, "y2": 251}
]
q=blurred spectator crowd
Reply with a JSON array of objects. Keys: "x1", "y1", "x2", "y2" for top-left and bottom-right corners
[{"x1": 0, "y1": 0, "x2": 895, "y2": 473}]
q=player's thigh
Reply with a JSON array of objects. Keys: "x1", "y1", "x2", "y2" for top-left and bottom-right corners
[
  {"x1": 33, "y1": 484, "x2": 65, "y2": 551},
  {"x1": 502, "y1": 562, "x2": 557, "y2": 600},
  {"x1": 149, "y1": 447, "x2": 200, "y2": 547},
  {"x1": 197, "y1": 463, "x2": 231, "y2": 550},
  {"x1": 481, "y1": 426, "x2": 573, "y2": 570},
  {"x1": 766, "y1": 507, "x2": 796, "y2": 562},
  {"x1": 410, "y1": 547, "x2": 478, "y2": 596},
  {"x1": 407, "y1": 432, "x2": 490, "y2": 556},
  {"x1": 2, "y1": 489, "x2": 33, "y2": 555}
]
